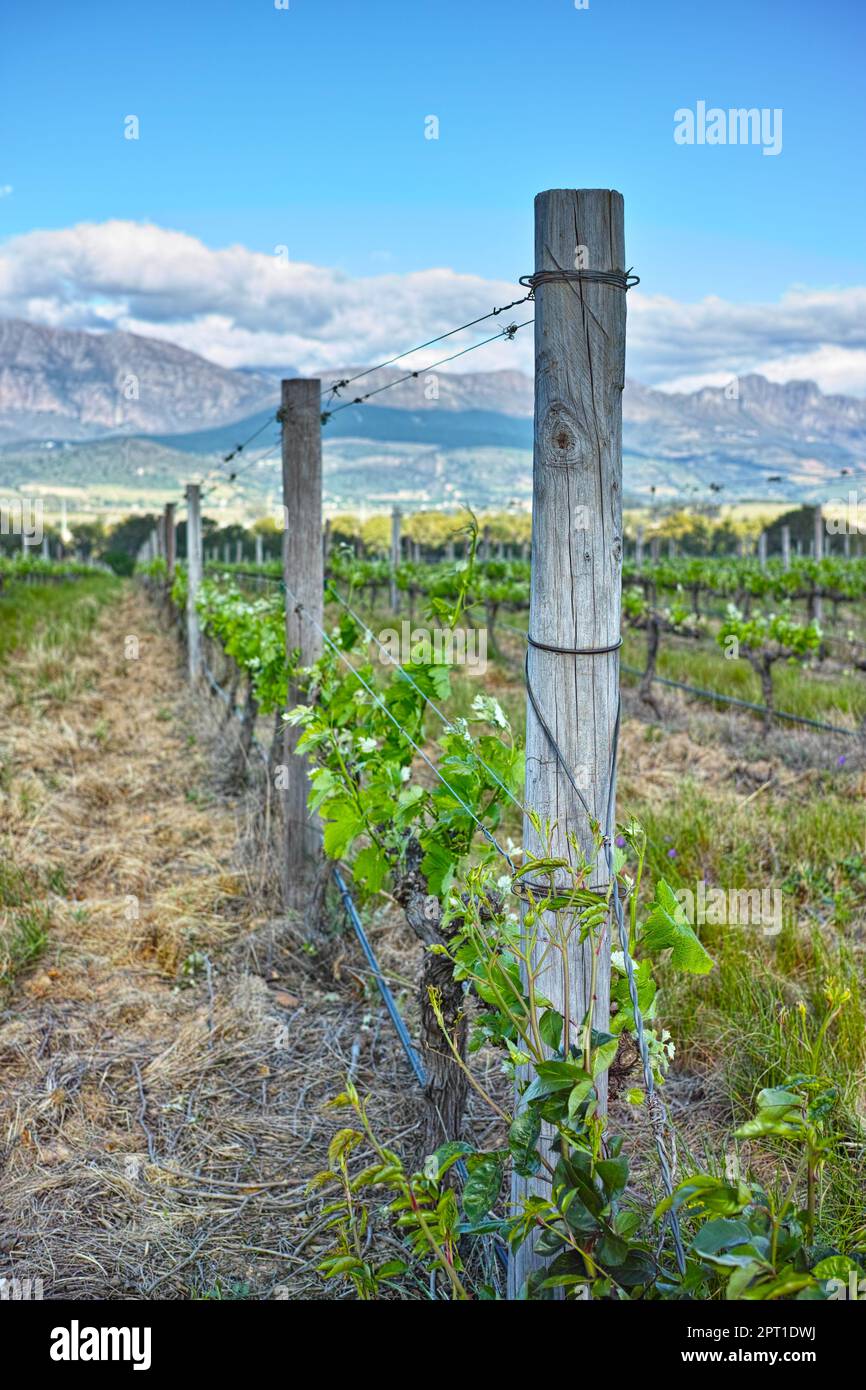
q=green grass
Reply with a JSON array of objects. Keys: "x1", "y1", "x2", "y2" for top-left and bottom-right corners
[
  {"x1": 0, "y1": 859, "x2": 62, "y2": 997},
  {"x1": 624, "y1": 776, "x2": 866, "y2": 1251},
  {"x1": 621, "y1": 629, "x2": 866, "y2": 725},
  {"x1": 0, "y1": 573, "x2": 120, "y2": 662}
]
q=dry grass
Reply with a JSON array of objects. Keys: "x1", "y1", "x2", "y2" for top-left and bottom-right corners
[{"x1": 0, "y1": 586, "x2": 449, "y2": 1300}]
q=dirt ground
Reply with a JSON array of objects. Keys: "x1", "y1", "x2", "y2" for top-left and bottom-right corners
[
  {"x1": 0, "y1": 586, "x2": 435, "y2": 1300},
  {"x1": 3, "y1": 583, "x2": 845, "y2": 1300}
]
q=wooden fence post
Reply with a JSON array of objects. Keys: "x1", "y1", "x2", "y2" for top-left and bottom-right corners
[
  {"x1": 255, "y1": 532, "x2": 264, "y2": 566},
  {"x1": 280, "y1": 378, "x2": 323, "y2": 914},
  {"x1": 509, "y1": 188, "x2": 627, "y2": 1297},
  {"x1": 781, "y1": 524, "x2": 791, "y2": 570},
  {"x1": 164, "y1": 503, "x2": 176, "y2": 583},
  {"x1": 814, "y1": 506, "x2": 824, "y2": 623},
  {"x1": 635, "y1": 525, "x2": 644, "y2": 569},
  {"x1": 758, "y1": 530, "x2": 767, "y2": 568},
  {"x1": 389, "y1": 508, "x2": 401, "y2": 612},
  {"x1": 185, "y1": 484, "x2": 202, "y2": 681}
]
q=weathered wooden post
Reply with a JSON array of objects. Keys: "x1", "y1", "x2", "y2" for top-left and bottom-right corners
[
  {"x1": 843, "y1": 529, "x2": 851, "y2": 558},
  {"x1": 164, "y1": 503, "x2": 176, "y2": 583},
  {"x1": 813, "y1": 506, "x2": 824, "y2": 623},
  {"x1": 280, "y1": 378, "x2": 324, "y2": 914},
  {"x1": 781, "y1": 524, "x2": 791, "y2": 570},
  {"x1": 185, "y1": 484, "x2": 203, "y2": 681},
  {"x1": 509, "y1": 188, "x2": 627, "y2": 1297},
  {"x1": 650, "y1": 534, "x2": 660, "y2": 564},
  {"x1": 635, "y1": 524, "x2": 645, "y2": 569},
  {"x1": 235, "y1": 538, "x2": 243, "y2": 564},
  {"x1": 389, "y1": 508, "x2": 401, "y2": 612},
  {"x1": 758, "y1": 530, "x2": 767, "y2": 569},
  {"x1": 255, "y1": 532, "x2": 264, "y2": 566},
  {"x1": 323, "y1": 518, "x2": 332, "y2": 567},
  {"x1": 42, "y1": 534, "x2": 50, "y2": 560}
]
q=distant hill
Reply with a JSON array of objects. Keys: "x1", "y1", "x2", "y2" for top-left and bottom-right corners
[
  {"x1": 0, "y1": 318, "x2": 276, "y2": 441},
  {"x1": 2, "y1": 318, "x2": 866, "y2": 507}
]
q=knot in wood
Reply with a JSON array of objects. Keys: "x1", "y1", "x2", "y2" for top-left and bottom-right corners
[{"x1": 539, "y1": 402, "x2": 588, "y2": 470}]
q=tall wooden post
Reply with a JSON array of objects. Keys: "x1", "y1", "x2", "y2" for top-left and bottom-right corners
[
  {"x1": 650, "y1": 534, "x2": 660, "y2": 564},
  {"x1": 185, "y1": 484, "x2": 202, "y2": 681},
  {"x1": 255, "y1": 532, "x2": 264, "y2": 566},
  {"x1": 164, "y1": 503, "x2": 176, "y2": 583},
  {"x1": 235, "y1": 538, "x2": 243, "y2": 564},
  {"x1": 781, "y1": 524, "x2": 791, "y2": 570},
  {"x1": 510, "y1": 189, "x2": 626, "y2": 1297},
  {"x1": 813, "y1": 506, "x2": 824, "y2": 623},
  {"x1": 635, "y1": 525, "x2": 644, "y2": 569},
  {"x1": 389, "y1": 508, "x2": 401, "y2": 612},
  {"x1": 280, "y1": 379, "x2": 323, "y2": 914},
  {"x1": 758, "y1": 530, "x2": 767, "y2": 568}
]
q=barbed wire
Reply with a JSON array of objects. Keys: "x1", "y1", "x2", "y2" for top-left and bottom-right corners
[
  {"x1": 322, "y1": 294, "x2": 533, "y2": 404},
  {"x1": 321, "y1": 319, "x2": 534, "y2": 423}
]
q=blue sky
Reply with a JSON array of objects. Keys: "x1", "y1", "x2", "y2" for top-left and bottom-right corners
[{"x1": 1, "y1": 0, "x2": 865, "y2": 390}]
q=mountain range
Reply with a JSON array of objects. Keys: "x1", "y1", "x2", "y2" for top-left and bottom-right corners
[{"x1": 1, "y1": 317, "x2": 865, "y2": 510}]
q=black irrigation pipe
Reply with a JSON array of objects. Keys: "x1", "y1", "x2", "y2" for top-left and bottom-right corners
[
  {"x1": 498, "y1": 621, "x2": 857, "y2": 737},
  {"x1": 332, "y1": 868, "x2": 427, "y2": 1088},
  {"x1": 197, "y1": 634, "x2": 508, "y2": 1272},
  {"x1": 200, "y1": 651, "x2": 430, "y2": 1075},
  {"x1": 619, "y1": 663, "x2": 857, "y2": 736}
]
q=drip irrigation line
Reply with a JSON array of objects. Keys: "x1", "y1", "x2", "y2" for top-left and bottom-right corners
[
  {"x1": 332, "y1": 869, "x2": 427, "y2": 1088},
  {"x1": 500, "y1": 621, "x2": 856, "y2": 737},
  {"x1": 620, "y1": 664, "x2": 856, "y2": 736},
  {"x1": 197, "y1": 640, "x2": 507, "y2": 1271}
]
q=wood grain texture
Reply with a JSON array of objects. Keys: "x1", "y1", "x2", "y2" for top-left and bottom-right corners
[
  {"x1": 509, "y1": 189, "x2": 627, "y2": 1297},
  {"x1": 185, "y1": 484, "x2": 202, "y2": 682},
  {"x1": 280, "y1": 379, "x2": 324, "y2": 911},
  {"x1": 164, "y1": 503, "x2": 176, "y2": 583},
  {"x1": 390, "y1": 507, "x2": 401, "y2": 612}
]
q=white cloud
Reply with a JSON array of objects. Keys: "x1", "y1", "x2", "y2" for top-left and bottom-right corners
[
  {"x1": 0, "y1": 186, "x2": 13, "y2": 198},
  {"x1": 1, "y1": 220, "x2": 865, "y2": 395}
]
